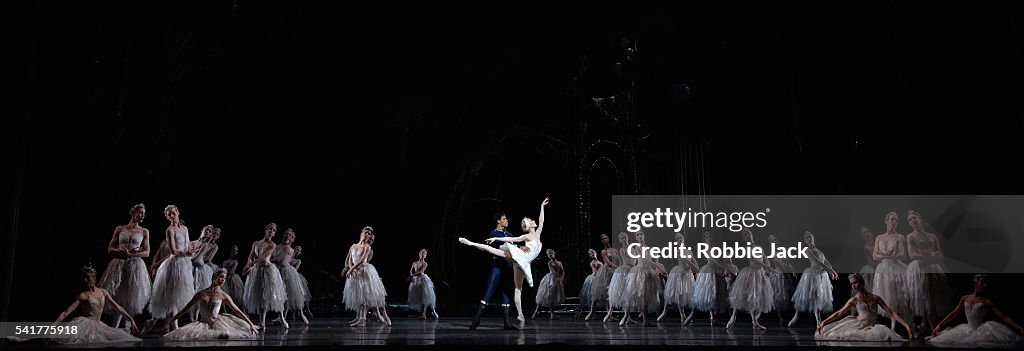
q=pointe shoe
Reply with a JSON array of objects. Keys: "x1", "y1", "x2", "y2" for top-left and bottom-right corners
[
  {"x1": 753, "y1": 322, "x2": 766, "y2": 331},
  {"x1": 788, "y1": 315, "x2": 799, "y2": 328},
  {"x1": 726, "y1": 315, "x2": 736, "y2": 329},
  {"x1": 684, "y1": 314, "x2": 694, "y2": 325},
  {"x1": 603, "y1": 314, "x2": 613, "y2": 323},
  {"x1": 458, "y1": 237, "x2": 470, "y2": 245},
  {"x1": 282, "y1": 319, "x2": 290, "y2": 329},
  {"x1": 432, "y1": 311, "x2": 439, "y2": 319}
]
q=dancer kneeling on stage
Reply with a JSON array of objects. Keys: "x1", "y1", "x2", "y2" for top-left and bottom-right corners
[{"x1": 163, "y1": 268, "x2": 260, "y2": 339}]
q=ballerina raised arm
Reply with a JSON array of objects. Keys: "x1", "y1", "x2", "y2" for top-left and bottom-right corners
[{"x1": 536, "y1": 197, "x2": 549, "y2": 236}]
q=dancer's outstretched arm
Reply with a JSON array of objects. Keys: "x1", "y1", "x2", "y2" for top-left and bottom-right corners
[
  {"x1": 931, "y1": 295, "x2": 966, "y2": 337},
  {"x1": 990, "y1": 301, "x2": 1024, "y2": 335},
  {"x1": 817, "y1": 298, "x2": 855, "y2": 333},
  {"x1": 485, "y1": 235, "x2": 529, "y2": 244},
  {"x1": 536, "y1": 197, "x2": 549, "y2": 235},
  {"x1": 879, "y1": 298, "x2": 913, "y2": 339}
]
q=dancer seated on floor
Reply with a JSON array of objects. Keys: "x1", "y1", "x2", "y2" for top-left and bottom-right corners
[
  {"x1": 927, "y1": 274, "x2": 1023, "y2": 346},
  {"x1": 815, "y1": 273, "x2": 912, "y2": 341},
  {"x1": 459, "y1": 196, "x2": 549, "y2": 325},
  {"x1": 163, "y1": 268, "x2": 260, "y2": 338},
  {"x1": 51, "y1": 265, "x2": 141, "y2": 344}
]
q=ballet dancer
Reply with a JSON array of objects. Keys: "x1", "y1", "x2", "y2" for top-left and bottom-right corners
[
  {"x1": 408, "y1": 249, "x2": 439, "y2": 319},
  {"x1": 98, "y1": 203, "x2": 152, "y2": 329}
]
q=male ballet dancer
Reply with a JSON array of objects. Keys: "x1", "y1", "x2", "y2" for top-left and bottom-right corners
[{"x1": 469, "y1": 212, "x2": 520, "y2": 330}]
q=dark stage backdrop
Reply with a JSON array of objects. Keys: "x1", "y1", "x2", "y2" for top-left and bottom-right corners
[{"x1": 6, "y1": 1, "x2": 1023, "y2": 323}]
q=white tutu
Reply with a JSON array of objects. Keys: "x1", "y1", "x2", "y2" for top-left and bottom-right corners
[
  {"x1": 163, "y1": 314, "x2": 255, "y2": 340},
  {"x1": 54, "y1": 316, "x2": 142, "y2": 344},
  {"x1": 663, "y1": 265, "x2": 695, "y2": 307},
  {"x1": 579, "y1": 274, "x2": 594, "y2": 306},
  {"x1": 906, "y1": 259, "x2": 952, "y2": 319},
  {"x1": 792, "y1": 267, "x2": 832, "y2": 313},
  {"x1": 858, "y1": 265, "x2": 875, "y2": 293},
  {"x1": 278, "y1": 263, "x2": 309, "y2": 311},
  {"x1": 343, "y1": 263, "x2": 387, "y2": 310},
  {"x1": 55, "y1": 294, "x2": 140, "y2": 344},
  {"x1": 150, "y1": 255, "x2": 196, "y2": 317},
  {"x1": 299, "y1": 273, "x2": 312, "y2": 307},
  {"x1": 872, "y1": 258, "x2": 908, "y2": 318},
  {"x1": 194, "y1": 263, "x2": 214, "y2": 291},
  {"x1": 623, "y1": 260, "x2": 661, "y2": 313},
  {"x1": 163, "y1": 298, "x2": 255, "y2": 340},
  {"x1": 223, "y1": 273, "x2": 245, "y2": 308},
  {"x1": 99, "y1": 257, "x2": 152, "y2": 315},
  {"x1": 770, "y1": 272, "x2": 796, "y2": 312},
  {"x1": 535, "y1": 272, "x2": 566, "y2": 307},
  {"x1": 691, "y1": 261, "x2": 731, "y2": 313},
  {"x1": 505, "y1": 241, "x2": 542, "y2": 287},
  {"x1": 929, "y1": 321, "x2": 1024, "y2": 346},
  {"x1": 243, "y1": 263, "x2": 287, "y2": 314},
  {"x1": 607, "y1": 260, "x2": 634, "y2": 309},
  {"x1": 928, "y1": 301, "x2": 1024, "y2": 346},
  {"x1": 816, "y1": 302, "x2": 906, "y2": 341},
  {"x1": 407, "y1": 273, "x2": 437, "y2": 310},
  {"x1": 729, "y1": 266, "x2": 774, "y2": 313},
  {"x1": 589, "y1": 261, "x2": 614, "y2": 304}
]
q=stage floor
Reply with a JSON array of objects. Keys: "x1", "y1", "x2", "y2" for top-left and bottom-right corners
[{"x1": 5, "y1": 316, "x2": 1013, "y2": 350}]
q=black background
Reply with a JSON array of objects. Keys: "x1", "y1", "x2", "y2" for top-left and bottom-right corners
[{"x1": 6, "y1": 1, "x2": 1023, "y2": 323}]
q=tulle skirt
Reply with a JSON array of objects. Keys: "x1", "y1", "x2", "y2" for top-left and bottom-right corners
[
  {"x1": 243, "y1": 263, "x2": 287, "y2": 314},
  {"x1": 607, "y1": 264, "x2": 632, "y2": 309},
  {"x1": 223, "y1": 274, "x2": 245, "y2": 308},
  {"x1": 589, "y1": 264, "x2": 613, "y2": 303},
  {"x1": 691, "y1": 263, "x2": 731, "y2": 313},
  {"x1": 150, "y1": 256, "x2": 196, "y2": 317},
  {"x1": 299, "y1": 273, "x2": 312, "y2": 307},
  {"x1": 53, "y1": 317, "x2": 141, "y2": 344},
  {"x1": 791, "y1": 267, "x2": 833, "y2": 313},
  {"x1": 928, "y1": 321, "x2": 1024, "y2": 346},
  {"x1": 99, "y1": 257, "x2": 152, "y2": 315},
  {"x1": 623, "y1": 263, "x2": 661, "y2": 313},
  {"x1": 770, "y1": 272, "x2": 796, "y2": 312},
  {"x1": 815, "y1": 316, "x2": 906, "y2": 341},
  {"x1": 906, "y1": 260, "x2": 953, "y2": 319},
  {"x1": 535, "y1": 272, "x2": 566, "y2": 307},
  {"x1": 194, "y1": 263, "x2": 214, "y2": 291},
  {"x1": 729, "y1": 267, "x2": 774, "y2": 313},
  {"x1": 278, "y1": 264, "x2": 309, "y2": 311},
  {"x1": 162, "y1": 314, "x2": 256, "y2": 340},
  {"x1": 858, "y1": 264, "x2": 875, "y2": 293},
  {"x1": 872, "y1": 258, "x2": 908, "y2": 318},
  {"x1": 343, "y1": 264, "x2": 387, "y2": 310},
  {"x1": 408, "y1": 273, "x2": 437, "y2": 309},
  {"x1": 663, "y1": 265, "x2": 695, "y2": 307},
  {"x1": 579, "y1": 274, "x2": 594, "y2": 306}
]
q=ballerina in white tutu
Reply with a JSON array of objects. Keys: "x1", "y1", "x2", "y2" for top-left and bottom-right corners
[
  {"x1": 905, "y1": 210, "x2": 953, "y2": 334},
  {"x1": 52, "y1": 265, "x2": 140, "y2": 344},
  {"x1": 98, "y1": 203, "x2": 152, "y2": 330},
  {"x1": 162, "y1": 268, "x2": 260, "y2": 339},
  {"x1": 658, "y1": 232, "x2": 699, "y2": 324},
  {"x1": 272, "y1": 228, "x2": 310, "y2": 326},
  {"x1": 205, "y1": 227, "x2": 222, "y2": 270},
  {"x1": 585, "y1": 234, "x2": 617, "y2": 321},
  {"x1": 221, "y1": 245, "x2": 246, "y2": 312},
  {"x1": 726, "y1": 229, "x2": 777, "y2": 330},
  {"x1": 408, "y1": 249, "x2": 439, "y2": 319},
  {"x1": 190, "y1": 226, "x2": 216, "y2": 321},
  {"x1": 872, "y1": 211, "x2": 909, "y2": 330},
  {"x1": 243, "y1": 223, "x2": 289, "y2": 330},
  {"x1": 857, "y1": 226, "x2": 876, "y2": 292},
  {"x1": 816, "y1": 273, "x2": 912, "y2": 341},
  {"x1": 342, "y1": 227, "x2": 390, "y2": 326},
  {"x1": 788, "y1": 231, "x2": 838, "y2": 327},
  {"x1": 532, "y1": 249, "x2": 566, "y2": 320},
  {"x1": 150, "y1": 205, "x2": 199, "y2": 331},
  {"x1": 459, "y1": 197, "x2": 549, "y2": 326},
  {"x1": 927, "y1": 274, "x2": 1024, "y2": 347},
  {"x1": 577, "y1": 249, "x2": 602, "y2": 319},
  {"x1": 691, "y1": 231, "x2": 738, "y2": 326},
  {"x1": 620, "y1": 230, "x2": 667, "y2": 327},
  {"x1": 292, "y1": 245, "x2": 314, "y2": 321},
  {"x1": 766, "y1": 235, "x2": 797, "y2": 326},
  {"x1": 604, "y1": 232, "x2": 635, "y2": 323}
]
